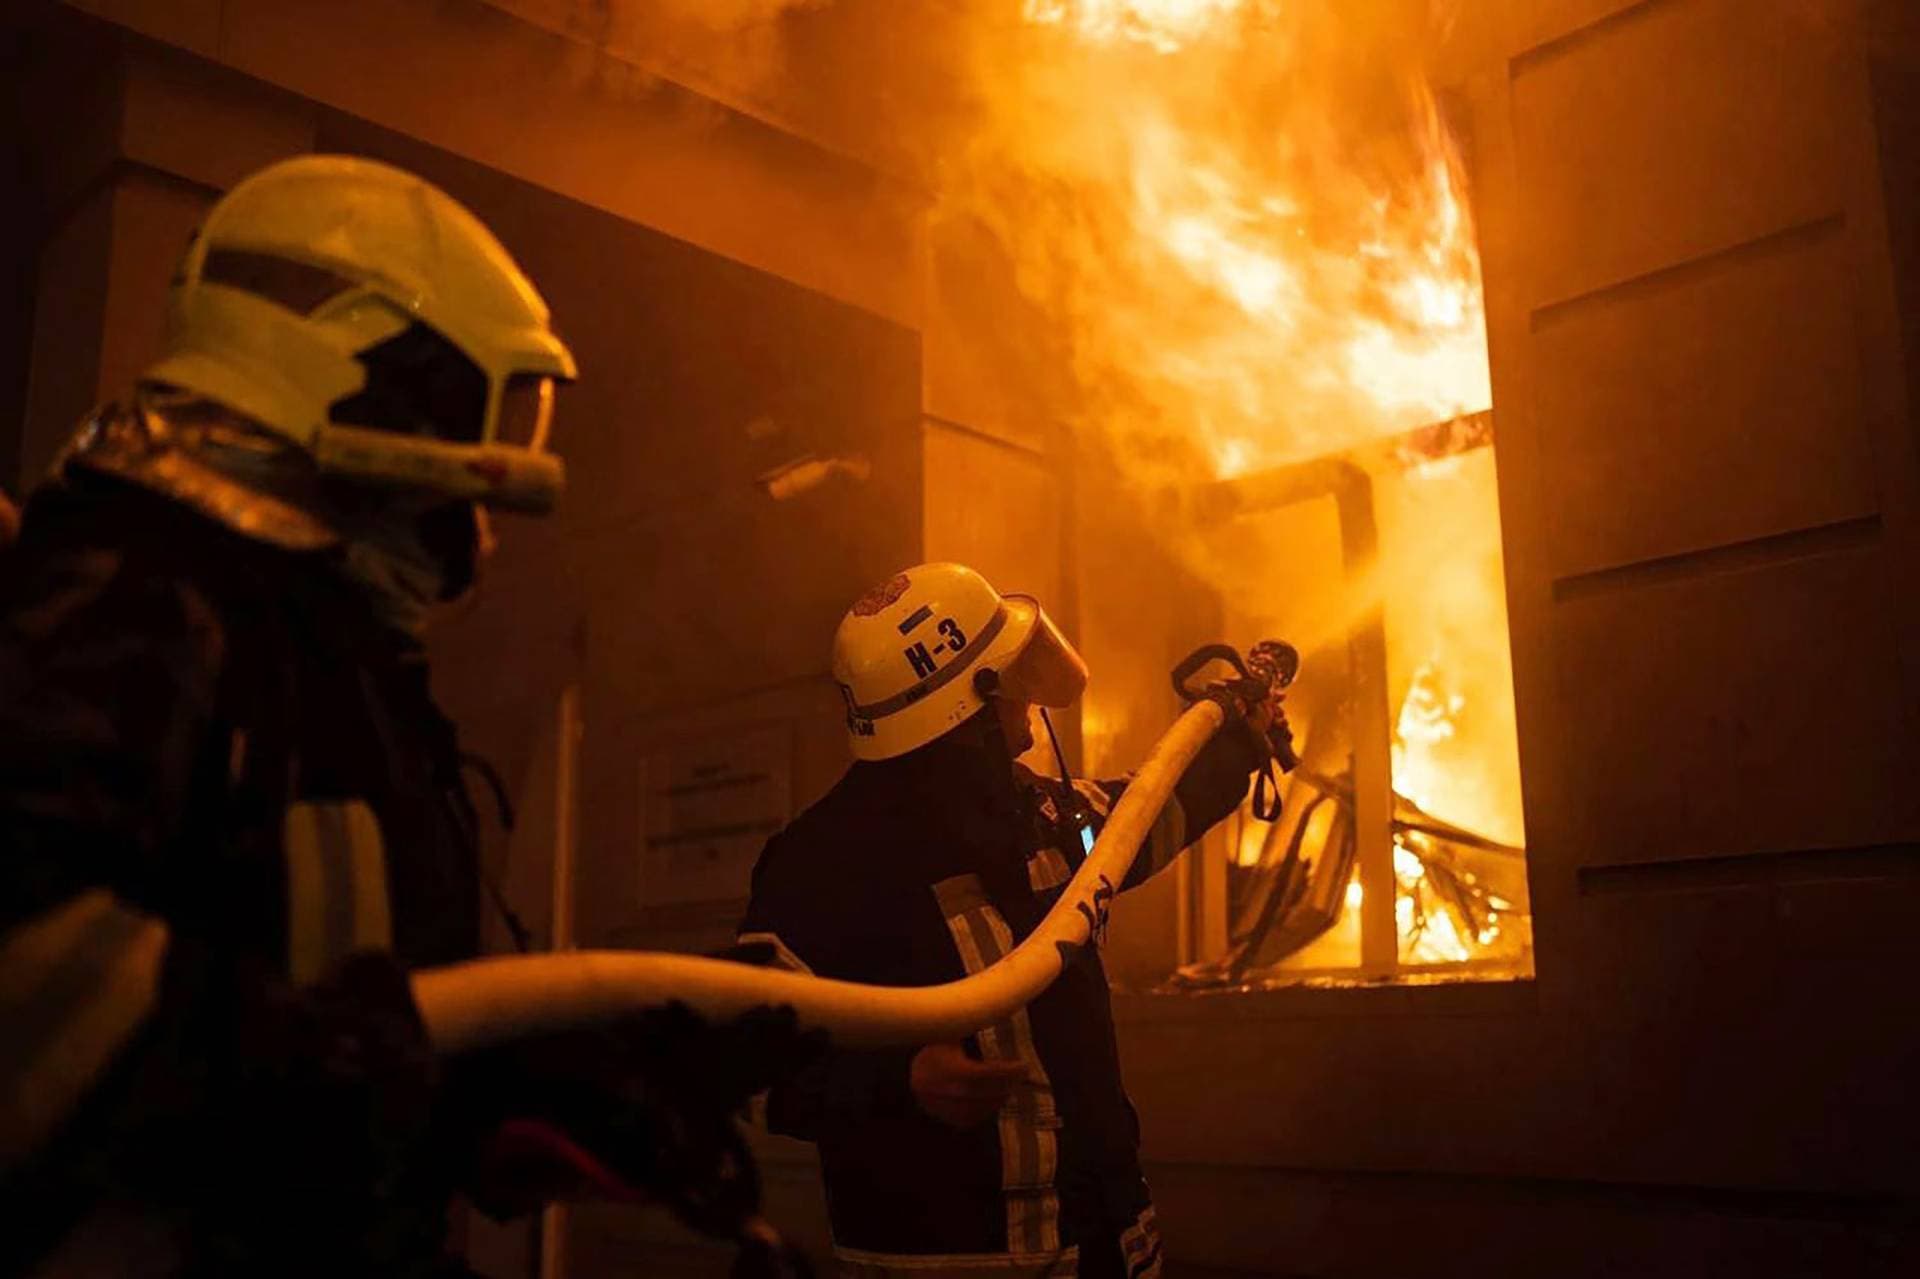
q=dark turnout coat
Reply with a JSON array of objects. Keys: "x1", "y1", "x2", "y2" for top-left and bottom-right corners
[
  {"x1": 738, "y1": 717, "x2": 1262, "y2": 1278},
  {"x1": 0, "y1": 472, "x2": 482, "y2": 1276}
]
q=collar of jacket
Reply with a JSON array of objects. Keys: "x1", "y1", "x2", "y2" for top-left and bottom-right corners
[
  {"x1": 856, "y1": 709, "x2": 1020, "y2": 816},
  {"x1": 845, "y1": 710, "x2": 1043, "y2": 907}
]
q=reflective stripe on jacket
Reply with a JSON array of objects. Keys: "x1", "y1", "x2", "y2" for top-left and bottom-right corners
[{"x1": 0, "y1": 473, "x2": 479, "y2": 1273}]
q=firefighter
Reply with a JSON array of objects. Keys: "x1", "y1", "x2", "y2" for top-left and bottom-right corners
[
  {"x1": 738, "y1": 562, "x2": 1281, "y2": 1278},
  {"x1": 0, "y1": 155, "x2": 648, "y2": 1276}
]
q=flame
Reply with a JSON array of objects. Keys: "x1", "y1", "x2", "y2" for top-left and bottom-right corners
[
  {"x1": 1390, "y1": 658, "x2": 1468, "y2": 818},
  {"x1": 938, "y1": 5, "x2": 1518, "y2": 975},
  {"x1": 1389, "y1": 658, "x2": 1525, "y2": 966},
  {"x1": 1024, "y1": 0, "x2": 1250, "y2": 53},
  {"x1": 1393, "y1": 836, "x2": 1471, "y2": 964},
  {"x1": 943, "y1": 0, "x2": 1491, "y2": 481}
]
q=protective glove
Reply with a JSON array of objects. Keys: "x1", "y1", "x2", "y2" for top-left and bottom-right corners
[
  {"x1": 110, "y1": 949, "x2": 447, "y2": 1275},
  {"x1": 446, "y1": 1002, "x2": 824, "y2": 1243},
  {"x1": 466, "y1": 1117, "x2": 646, "y2": 1217}
]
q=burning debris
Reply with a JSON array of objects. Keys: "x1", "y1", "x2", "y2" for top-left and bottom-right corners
[{"x1": 1172, "y1": 423, "x2": 1528, "y2": 988}]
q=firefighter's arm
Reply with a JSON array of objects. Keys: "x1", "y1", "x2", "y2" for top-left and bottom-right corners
[
  {"x1": 442, "y1": 1003, "x2": 819, "y2": 1230},
  {"x1": 0, "y1": 543, "x2": 221, "y2": 1175},
  {"x1": 0, "y1": 548, "x2": 435, "y2": 1210},
  {"x1": 1077, "y1": 716, "x2": 1271, "y2": 892}
]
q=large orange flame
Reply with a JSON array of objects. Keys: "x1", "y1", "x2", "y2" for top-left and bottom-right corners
[{"x1": 942, "y1": 0, "x2": 1491, "y2": 479}]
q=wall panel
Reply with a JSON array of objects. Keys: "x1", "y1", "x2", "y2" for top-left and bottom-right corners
[
  {"x1": 1511, "y1": 0, "x2": 1848, "y2": 308},
  {"x1": 1530, "y1": 222, "x2": 1876, "y2": 577},
  {"x1": 1544, "y1": 543, "x2": 1919, "y2": 867},
  {"x1": 921, "y1": 216, "x2": 1059, "y2": 455},
  {"x1": 921, "y1": 420, "x2": 1062, "y2": 605},
  {"x1": 94, "y1": 172, "x2": 208, "y2": 410},
  {"x1": 117, "y1": 39, "x2": 312, "y2": 188},
  {"x1": 220, "y1": 0, "x2": 924, "y2": 325},
  {"x1": 63, "y1": 0, "x2": 216, "y2": 58},
  {"x1": 1500, "y1": 0, "x2": 1656, "y2": 61}
]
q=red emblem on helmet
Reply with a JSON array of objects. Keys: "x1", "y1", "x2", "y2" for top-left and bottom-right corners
[
  {"x1": 466, "y1": 458, "x2": 508, "y2": 486},
  {"x1": 851, "y1": 572, "x2": 911, "y2": 617}
]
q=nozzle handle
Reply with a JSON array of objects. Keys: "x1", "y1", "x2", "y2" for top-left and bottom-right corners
[
  {"x1": 1171, "y1": 640, "x2": 1302, "y2": 791},
  {"x1": 1170, "y1": 643, "x2": 1252, "y2": 703}
]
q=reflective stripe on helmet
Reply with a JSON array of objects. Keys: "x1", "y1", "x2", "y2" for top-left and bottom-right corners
[{"x1": 849, "y1": 603, "x2": 1010, "y2": 721}]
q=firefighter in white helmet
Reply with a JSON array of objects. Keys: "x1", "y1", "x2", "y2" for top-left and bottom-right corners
[
  {"x1": 0, "y1": 156, "x2": 805, "y2": 1276},
  {"x1": 739, "y1": 563, "x2": 1283, "y2": 1277}
]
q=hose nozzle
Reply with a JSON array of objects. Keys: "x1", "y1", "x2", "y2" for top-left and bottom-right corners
[{"x1": 1171, "y1": 639, "x2": 1301, "y2": 815}]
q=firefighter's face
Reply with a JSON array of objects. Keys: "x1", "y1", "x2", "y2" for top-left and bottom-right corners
[{"x1": 992, "y1": 694, "x2": 1035, "y2": 757}]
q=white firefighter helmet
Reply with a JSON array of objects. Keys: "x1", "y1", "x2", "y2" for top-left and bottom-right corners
[
  {"x1": 832, "y1": 562, "x2": 1089, "y2": 761},
  {"x1": 142, "y1": 154, "x2": 576, "y2": 513}
]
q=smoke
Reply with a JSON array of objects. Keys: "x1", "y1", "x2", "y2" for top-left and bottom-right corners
[
  {"x1": 927, "y1": 2, "x2": 1517, "y2": 837},
  {"x1": 932, "y1": 0, "x2": 1490, "y2": 486},
  {"x1": 503, "y1": 0, "x2": 1520, "y2": 835},
  {"x1": 498, "y1": 3, "x2": 1490, "y2": 489}
]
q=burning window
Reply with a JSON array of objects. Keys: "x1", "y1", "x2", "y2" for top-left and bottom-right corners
[
  {"x1": 926, "y1": 2, "x2": 1531, "y2": 985},
  {"x1": 1169, "y1": 416, "x2": 1533, "y2": 988}
]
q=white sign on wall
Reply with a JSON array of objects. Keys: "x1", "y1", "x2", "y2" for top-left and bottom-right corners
[{"x1": 638, "y1": 724, "x2": 792, "y2": 909}]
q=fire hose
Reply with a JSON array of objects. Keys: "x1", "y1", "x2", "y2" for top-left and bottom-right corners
[{"x1": 411, "y1": 641, "x2": 1297, "y2": 1054}]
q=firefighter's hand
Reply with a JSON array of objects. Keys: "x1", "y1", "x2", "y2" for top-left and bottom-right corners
[
  {"x1": 910, "y1": 1043, "x2": 1028, "y2": 1128},
  {"x1": 1245, "y1": 695, "x2": 1296, "y2": 772}
]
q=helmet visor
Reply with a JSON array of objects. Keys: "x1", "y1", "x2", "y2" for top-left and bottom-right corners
[
  {"x1": 996, "y1": 597, "x2": 1088, "y2": 709},
  {"x1": 496, "y1": 373, "x2": 556, "y2": 451}
]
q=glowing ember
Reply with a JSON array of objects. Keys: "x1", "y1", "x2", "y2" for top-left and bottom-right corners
[{"x1": 1394, "y1": 835, "x2": 1472, "y2": 964}]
